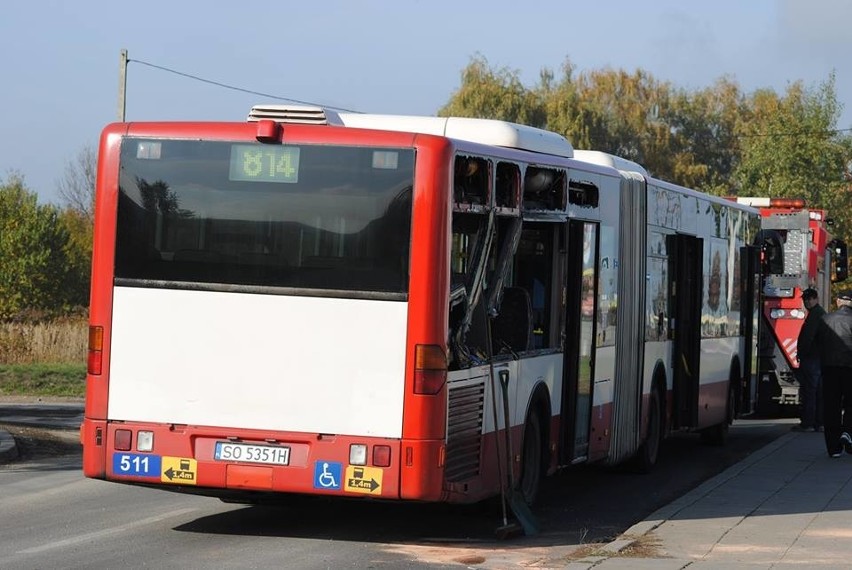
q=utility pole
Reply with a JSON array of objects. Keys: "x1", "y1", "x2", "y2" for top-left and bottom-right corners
[{"x1": 118, "y1": 49, "x2": 128, "y2": 121}]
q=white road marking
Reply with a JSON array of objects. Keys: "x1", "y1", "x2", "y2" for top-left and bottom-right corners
[{"x1": 17, "y1": 507, "x2": 199, "y2": 555}]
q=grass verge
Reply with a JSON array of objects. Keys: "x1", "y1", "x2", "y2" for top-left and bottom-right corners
[
  {"x1": 560, "y1": 533, "x2": 665, "y2": 562},
  {"x1": 0, "y1": 363, "x2": 86, "y2": 398}
]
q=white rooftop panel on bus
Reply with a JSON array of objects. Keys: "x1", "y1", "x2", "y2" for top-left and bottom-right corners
[
  {"x1": 573, "y1": 149, "x2": 648, "y2": 176},
  {"x1": 246, "y1": 105, "x2": 574, "y2": 158},
  {"x1": 339, "y1": 113, "x2": 574, "y2": 158}
]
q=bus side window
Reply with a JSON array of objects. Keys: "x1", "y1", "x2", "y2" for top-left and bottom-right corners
[
  {"x1": 513, "y1": 224, "x2": 556, "y2": 349},
  {"x1": 491, "y1": 287, "x2": 532, "y2": 354},
  {"x1": 449, "y1": 211, "x2": 490, "y2": 368},
  {"x1": 454, "y1": 156, "x2": 490, "y2": 207},
  {"x1": 495, "y1": 162, "x2": 520, "y2": 210},
  {"x1": 523, "y1": 166, "x2": 566, "y2": 211}
]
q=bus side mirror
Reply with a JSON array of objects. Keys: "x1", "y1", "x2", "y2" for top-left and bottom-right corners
[{"x1": 830, "y1": 239, "x2": 848, "y2": 282}]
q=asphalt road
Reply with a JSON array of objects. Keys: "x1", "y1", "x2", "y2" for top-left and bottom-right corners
[
  {"x1": 0, "y1": 404, "x2": 795, "y2": 568},
  {"x1": 0, "y1": 402, "x2": 84, "y2": 430}
]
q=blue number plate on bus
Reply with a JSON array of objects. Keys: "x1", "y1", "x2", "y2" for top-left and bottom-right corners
[{"x1": 113, "y1": 453, "x2": 162, "y2": 478}]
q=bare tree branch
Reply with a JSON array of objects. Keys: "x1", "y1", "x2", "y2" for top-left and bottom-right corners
[{"x1": 57, "y1": 145, "x2": 96, "y2": 222}]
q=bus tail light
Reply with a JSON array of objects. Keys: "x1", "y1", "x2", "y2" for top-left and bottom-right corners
[
  {"x1": 373, "y1": 445, "x2": 391, "y2": 467},
  {"x1": 413, "y1": 344, "x2": 447, "y2": 395},
  {"x1": 115, "y1": 429, "x2": 132, "y2": 451},
  {"x1": 88, "y1": 326, "x2": 103, "y2": 375}
]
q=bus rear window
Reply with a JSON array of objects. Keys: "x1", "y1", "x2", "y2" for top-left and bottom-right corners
[{"x1": 115, "y1": 139, "x2": 414, "y2": 297}]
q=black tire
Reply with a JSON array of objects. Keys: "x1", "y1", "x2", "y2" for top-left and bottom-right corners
[
  {"x1": 634, "y1": 387, "x2": 662, "y2": 473},
  {"x1": 702, "y1": 384, "x2": 734, "y2": 445},
  {"x1": 517, "y1": 409, "x2": 543, "y2": 506}
]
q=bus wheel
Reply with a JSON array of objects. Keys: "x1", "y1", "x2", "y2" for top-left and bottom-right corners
[
  {"x1": 634, "y1": 387, "x2": 662, "y2": 473},
  {"x1": 702, "y1": 384, "x2": 734, "y2": 445},
  {"x1": 517, "y1": 409, "x2": 543, "y2": 506}
]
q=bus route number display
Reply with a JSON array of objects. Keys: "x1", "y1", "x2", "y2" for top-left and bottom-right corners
[{"x1": 229, "y1": 144, "x2": 300, "y2": 183}]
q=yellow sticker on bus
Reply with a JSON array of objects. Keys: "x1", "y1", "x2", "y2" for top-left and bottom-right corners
[
  {"x1": 344, "y1": 465, "x2": 382, "y2": 494},
  {"x1": 161, "y1": 457, "x2": 197, "y2": 485}
]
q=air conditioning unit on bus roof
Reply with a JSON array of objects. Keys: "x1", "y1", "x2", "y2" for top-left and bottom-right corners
[
  {"x1": 247, "y1": 104, "x2": 574, "y2": 158},
  {"x1": 247, "y1": 104, "x2": 345, "y2": 125}
]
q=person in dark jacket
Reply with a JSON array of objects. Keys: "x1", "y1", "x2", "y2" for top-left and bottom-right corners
[
  {"x1": 793, "y1": 288, "x2": 825, "y2": 432},
  {"x1": 816, "y1": 289, "x2": 852, "y2": 458}
]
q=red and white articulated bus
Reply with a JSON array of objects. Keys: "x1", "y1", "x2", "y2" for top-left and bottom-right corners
[
  {"x1": 736, "y1": 197, "x2": 848, "y2": 415},
  {"x1": 82, "y1": 106, "x2": 761, "y2": 506}
]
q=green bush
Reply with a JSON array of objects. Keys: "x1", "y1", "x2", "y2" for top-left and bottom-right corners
[{"x1": 0, "y1": 174, "x2": 90, "y2": 319}]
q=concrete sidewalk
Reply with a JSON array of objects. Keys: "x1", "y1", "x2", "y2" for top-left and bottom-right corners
[{"x1": 571, "y1": 430, "x2": 852, "y2": 568}]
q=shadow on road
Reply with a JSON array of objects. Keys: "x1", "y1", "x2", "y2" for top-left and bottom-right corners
[
  {"x1": 173, "y1": 418, "x2": 792, "y2": 549},
  {"x1": 2, "y1": 413, "x2": 793, "y2": 551}
]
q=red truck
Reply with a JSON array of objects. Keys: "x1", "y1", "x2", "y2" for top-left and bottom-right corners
[{"x1": 737, "y1": 198, "x2": 848, "y2": 415}]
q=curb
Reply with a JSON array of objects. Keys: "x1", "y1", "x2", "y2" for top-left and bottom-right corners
[
  {"x1": 0, "y1": 429, "x2": 19, "y2": 463},
  {"x1": 603, "y1": 432, "x2": 797, "y2": 555}
]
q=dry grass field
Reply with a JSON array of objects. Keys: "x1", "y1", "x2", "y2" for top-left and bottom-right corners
[{"x1": 0, "y1": 318, "x2": 87, "y2": 364}]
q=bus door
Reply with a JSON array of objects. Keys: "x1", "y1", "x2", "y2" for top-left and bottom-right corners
[
  {"x1": 560, "y1": 220, "x2": 598, "y2": 463},
  {"x1": 740, "y1": 245, "x2": 761, "y2": 414},
  {"x1": 670, "y1": 234, "x2": 702, "y2": 429}
]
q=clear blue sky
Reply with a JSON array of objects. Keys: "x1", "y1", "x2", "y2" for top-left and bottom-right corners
[{"x1": 3, "y1": 0, "x2": 851, "y2": 204}]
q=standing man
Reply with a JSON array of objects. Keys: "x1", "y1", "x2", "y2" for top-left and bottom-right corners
[
  {"x1": 793, "y1": 288, "x2": 825, "y2": 432},
  {"x1": 793, "y1": 287, "x2": 825, "y2": 431},
  {"x1": 816, "y1": 290, "x2": 852, "y2": 458}
]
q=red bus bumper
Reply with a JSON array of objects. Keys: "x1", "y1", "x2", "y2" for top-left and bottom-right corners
[{"x1": 81, "y1": 418, "x2": 445, "y2": 502}]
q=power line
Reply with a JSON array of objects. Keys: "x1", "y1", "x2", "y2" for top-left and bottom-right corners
[
  {"x1": 737, "y1": 127, "x2": 852, "y2": 138},
  {"x1": 127, "y1": 57, "x2": 362, "y2": 113},
  {"x1": 122, "y1": 55, "x2": 852, "y2": 139}
]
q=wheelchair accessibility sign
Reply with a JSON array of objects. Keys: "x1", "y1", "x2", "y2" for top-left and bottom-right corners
[{"x1": 313, "y1": 461, "x2": 342, "y2": 490}]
